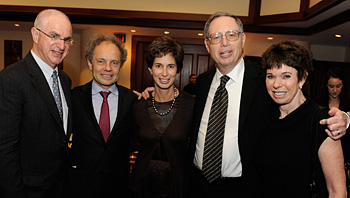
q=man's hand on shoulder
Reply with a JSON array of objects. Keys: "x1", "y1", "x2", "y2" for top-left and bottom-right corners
[
  {"x1": 319, "y1": 107, "x2": 348, "y2": 140},
  {"x1": 133, "y1": 87, "x2": 154, "y2": 100}
]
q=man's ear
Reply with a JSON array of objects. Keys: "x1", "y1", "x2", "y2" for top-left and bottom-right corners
[
  {"x1": 87, "y1": 59, "x2": 93, "y2": 71},
  {"x1": 204, "y1": 39, "x2": 210, "y2": 54},
  {"x1": 31, "y1": 27, "x2": 39, "y2": 44}
]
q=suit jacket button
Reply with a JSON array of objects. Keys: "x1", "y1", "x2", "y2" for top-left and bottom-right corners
[{"x1": 61, "y1": 138, "x2": 67, "y2": 143}]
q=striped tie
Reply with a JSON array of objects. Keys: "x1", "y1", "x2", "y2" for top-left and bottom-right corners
[
  {"x1": 202, "y1": 75, "x2": 230, "y2": 183},
  {"x1": 52, "y1": 70, "x2": 63, "y2": 120}
]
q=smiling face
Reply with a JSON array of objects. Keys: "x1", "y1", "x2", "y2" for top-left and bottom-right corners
[
  {"x1": 32, "y1": 12, "x2": 72, "y2": 68},
  {"x1": 88, "y1": 41, "x2": 121, "y2": 90},
  {"x1": 148, "y1": 53, "x2": 178, "y2": 90},
  {"x1": 204, "y1": 16, "x2": 245, "y2": 75},
  {"x1": 327, "y1": 77, "x2": 343, "y2": 99},
  {"x1": 266, "y1": 64, "x2": 306, "y2": 110}
]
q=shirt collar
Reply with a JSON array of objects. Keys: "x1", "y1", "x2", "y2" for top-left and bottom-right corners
[
  {"x1": 214, "y1": 58, "x2": 245, "y2": 84},
  {"x1": 31, "y1": 50, "x2": 57, "y2": 81},
  {"x1": 91, "y1": 80, "x2": 118, "y2": 96}
]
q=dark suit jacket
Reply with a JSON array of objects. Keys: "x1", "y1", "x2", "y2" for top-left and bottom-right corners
[
  {"x1": 186, "y1": 61, "x2": 274, "y2": 197},
  {"x1": 0, "y1": 52, "x2": 72, "y2": 198},
  {"x1": 68, "y1": 81, "x2": 137, "y2": 198}
]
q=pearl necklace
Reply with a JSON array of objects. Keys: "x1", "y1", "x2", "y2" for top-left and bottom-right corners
[{"x1": 152, "y1": 86, "x2": 177, "y2": 116}]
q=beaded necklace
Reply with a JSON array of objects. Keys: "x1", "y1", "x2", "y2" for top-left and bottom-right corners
[{"x1": 152, "y1": 86, "x2": 177, "y2": 116}]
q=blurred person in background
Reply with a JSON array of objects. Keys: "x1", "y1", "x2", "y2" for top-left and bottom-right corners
[{"x1": 183, "y1": 74, "x2": 197, "y2": 97}]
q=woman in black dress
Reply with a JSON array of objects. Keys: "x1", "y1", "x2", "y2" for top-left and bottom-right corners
[
  {"x1": 129, "y1": 37, "x2": 194, "y2": 198},
  {"x1": 255, "y1": 41, "x2": 346, "y2": 197}
]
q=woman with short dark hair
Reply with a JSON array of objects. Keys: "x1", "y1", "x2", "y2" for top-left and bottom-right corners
[
  {"x1": 129, "y1": 37, "x2": 194, "y2": 198},
  {"x1": 255, "y1": 41, "x2": 346, "y2": 197}
]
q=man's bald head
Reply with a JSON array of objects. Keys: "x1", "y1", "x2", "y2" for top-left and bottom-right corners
[
  {"x1": 31, "y1": 9, "x2": 73, "y2": 68},
  {"x1": 34, "y1": 9, "x2": 71, "y2": 29}
]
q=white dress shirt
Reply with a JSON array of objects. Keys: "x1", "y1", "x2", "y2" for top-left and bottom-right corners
[
  {"x1": 31, "y1": 50, "x2": 68, "y2": 134},
  {"x1": 194, "y1": 58, "x2": 245, "y2": 177},
  {"x1": 91, "y1": 81, "x2": 119, "y2": 132}
]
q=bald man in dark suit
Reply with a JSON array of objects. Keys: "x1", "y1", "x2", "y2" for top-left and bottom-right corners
[{"x1": 0, "y1": 9, "x2": 73, "y2": 198}]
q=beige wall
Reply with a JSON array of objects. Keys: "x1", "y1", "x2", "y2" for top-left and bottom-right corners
[
  {"x1": 0, "y1": 0, "x2": 250, "y2": 16},
  {"x1": 64, "y1": 33, "x2": 81, "y2": 88},
  {"x1": 311, "y1": 44, "x2": 348, "y2": 62},
  {"x1": 345, "y1": 47, "x2": 350, "y2": 62}
]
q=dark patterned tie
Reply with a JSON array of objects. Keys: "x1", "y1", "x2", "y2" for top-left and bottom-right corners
[
  {"x1": 52, "y1": 70, "x2": 63, "y2": 120},
  {"x1": 99, "y1": 91, "x2": 111, "y2": 142},
  {"x1": 202, "y1": 75, "x2": 230, "y2": 183}
]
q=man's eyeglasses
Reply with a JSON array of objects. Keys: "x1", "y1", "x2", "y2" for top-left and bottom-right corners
[
  {"x1": 207, "y1": 30, "x2": 242, "y2": 45},
  {"x1": 36, "y1": 27, "x2": 74, "y2": 46}
]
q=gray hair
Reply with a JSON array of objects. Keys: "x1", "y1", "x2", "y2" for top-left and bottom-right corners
[{"x1": 204, "y1": 12, "x2": 244, "y2": 39}]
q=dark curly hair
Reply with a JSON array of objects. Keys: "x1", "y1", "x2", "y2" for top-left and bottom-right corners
[
  {"x1": 146, "y1": 36, "x2": 184, "y2": 73},
  {"x1": 262, "y1": 41, "x2": 313, "y2": 82},
  {"x1": 85, "y1": 33, "x2": 127, "y2": 67}
]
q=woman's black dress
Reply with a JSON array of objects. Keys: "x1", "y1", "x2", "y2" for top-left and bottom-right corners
[{"x1": 255, "y1": 98, "x2": 329, "y2": 197}]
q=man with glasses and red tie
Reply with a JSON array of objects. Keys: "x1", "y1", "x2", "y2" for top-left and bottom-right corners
[
  {"x1": 0, "y1": 9, "x2": 73, "y2": 198},
  {"x1": 67, "y1": 33, "x2": 136, "y2": 198},
  {"x1": 185, "y1": 12, "x2": 349, "y2": 198}
]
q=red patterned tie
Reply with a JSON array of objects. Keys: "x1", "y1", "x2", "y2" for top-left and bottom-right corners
[{"x1": 99, "y1": 91, "x2": 111, "y2": 142}]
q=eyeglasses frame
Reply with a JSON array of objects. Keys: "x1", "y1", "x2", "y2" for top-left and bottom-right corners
[
  {"x1": 207, "y1": 30, "x2": 242, "y2": 45},
  {"x1": 35, "y1": 27, "x2": 74, "y2": 46}
]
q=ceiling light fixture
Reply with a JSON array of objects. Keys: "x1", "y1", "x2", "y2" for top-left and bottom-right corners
[
  {"x1": 130, "y1": 30, "x2": 136, "y2": 33},
  {"x1": 198, "y1": 33, "x2": 204, "y2": 36},
  {"x1": 14, "y1": 23, "x2": 20, "y2": 27},
  {"x1": 164, "y1": 31, "x2": 170, "y2": 35},
  {"x1": 267, "y1": 37, "x2": 274, "y2": 40},
  {"x1": 335, "y1": 34, "x2": 342, "y2": 38}
]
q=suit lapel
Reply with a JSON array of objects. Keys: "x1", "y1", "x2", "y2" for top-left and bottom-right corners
[
  {"x1": 110, "y1": 84, "x2": 125, "y2": 139},
  {"x1": 59, "y1": 70, "x2": 72, "y2": 136},
  {"x1": 192, "y1": 69, "x2": 216, "y2": 142},
  {"x1": 25, "y1": 53, "x2": 64, "y2": 131},
  {"x1": 80, "y1": 82, "x2": 105, "y2": 142},
  {"x1": 238, "y1": 61, "x2": 259, "y2": 131}
]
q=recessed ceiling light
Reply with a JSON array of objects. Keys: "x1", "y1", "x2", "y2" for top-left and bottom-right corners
[
  {"x1": 267, "y1": 37, "x2": 274, "y2": 40},
  {"x1": 164, "y1": 31, "x2": 170, "y2": 35},
  {"x1": 14, "y1": 23, "x2": 20, "y2": 27},
  {"x1": 335, "y1": 34, "x2": 342, "y2": 38},
  {"x1": 198, "y1": 33, "x2": 204, "y2": 36},
  {"x1": 130, "y1": 29, "x2": 136, "y2": 33}
]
